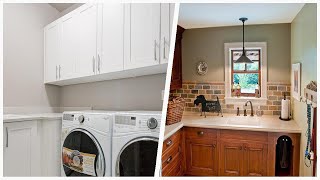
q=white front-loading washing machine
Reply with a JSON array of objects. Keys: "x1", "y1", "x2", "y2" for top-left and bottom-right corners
[
  {"x1": 61, "y1": 111, "x2": 115, "y2": 176},
  {"x1": 112, "y1": 111, "x2": 161, "y2": 176}
]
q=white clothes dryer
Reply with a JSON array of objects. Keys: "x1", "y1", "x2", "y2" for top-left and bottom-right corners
[
  {"x1": 111, "y1": 111, "x2": 161, "y2": 176},
  {"x1": 61, "y1": 111, "x2": 115, "y2": 176}
]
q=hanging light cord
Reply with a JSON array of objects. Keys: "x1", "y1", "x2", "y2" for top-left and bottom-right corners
[{"x1": 242, "y1": 19, "x2": 245, "y2": 53}]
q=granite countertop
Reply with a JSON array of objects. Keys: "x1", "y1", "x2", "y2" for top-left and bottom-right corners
[
  {"x1": 3, "y1": 113, "x2": 62, "y2": 123},
  {"x1": 164, "y1": 111, "x2": 301, "y2": 140}
]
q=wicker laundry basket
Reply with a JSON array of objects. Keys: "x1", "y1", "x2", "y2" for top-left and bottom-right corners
[{"x1": 166, "y1": 96, "x2": 185, "y2": 125}]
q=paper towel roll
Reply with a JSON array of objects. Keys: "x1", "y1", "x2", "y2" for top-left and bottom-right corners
[{"x1": 281, "y1": 99, "x2": 290, "y2": 119}]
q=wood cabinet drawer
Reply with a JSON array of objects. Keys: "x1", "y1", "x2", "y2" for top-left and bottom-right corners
[
  {"x1": 163, "y1": 129, "x2": 181, "y2": 154},
  {"x1": 166, "y1": 160, "x2": 183, "y2": 176},
  {"x1": 162, "y1": 142, "x2": 180, "y2": 169},
  {"x1": 184, "y1": 127, "x2": 217, "y2": 140},
  {"x1": 220, "y1": 129, "x2": 268, "y2": 142},
  {"x1": 162, "y1": 151, "x2": 181, "y2": 176}
]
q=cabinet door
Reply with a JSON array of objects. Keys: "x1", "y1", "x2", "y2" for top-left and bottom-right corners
[
  {"x1": 220, "y1": 141, "x2": 243, "y2": 176},
  {"x1": 243, "y1": 143, "x2": 268, "y2": 176},
  {"x1": 3, "y1": 121, "x2": 40, "y2": 176},
  {"x1": 97, "y1": 3, "x2": 124, "y2": 73},
  {"x1": 160, "y1": 3, "x2": 171, "y2": 64},
  {"x1": 75, "y1": 4, "x2": 98, "y2": 77},
  {"x1": 44, "y1": 21, "x2": 60, "y2": 83},
  {"x1": 185, "y1": 139, "x2": 217, "y2": 176},
  {"x1": 124, "y1": 4, "x2": 161, "y2": 69},
  {"x1": 60, "y1": 13, "x2": 77, "y2": 80}
]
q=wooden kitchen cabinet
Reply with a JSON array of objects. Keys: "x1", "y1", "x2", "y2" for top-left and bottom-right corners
[
  {"x1": 184, "y1": 127, "x2": 218, "y2": 176},
  {"x1": 219, "y1": 140, "x2": 243, "y2": 176},
  {"x1": 3, "y1": 121, "x2": 40, "y2": 176},
  {"x1": 162, "y1": 129, "x2": 183, "y2": 176},
  {"x1": 172, "y1": 127, "x2": 300, "y2": 177},
  {"x1": 243, "y1": 142, "x2": 268, "y2": 176},
  {"x1": 170, "y1": 25, "x2": 184, "y2": 90}
]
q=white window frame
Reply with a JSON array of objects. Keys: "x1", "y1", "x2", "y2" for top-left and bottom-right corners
[{"x1": 224, "y1": 42, "x2": 268, "y2": 105}]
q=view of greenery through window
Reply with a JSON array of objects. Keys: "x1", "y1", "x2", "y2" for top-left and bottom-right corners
[
  {"x1": 233, "y1": 73, "x2": 259, "y2": 93},
  {"x1": 232, "y1": 49, "x2": 260, "y2": 94}
]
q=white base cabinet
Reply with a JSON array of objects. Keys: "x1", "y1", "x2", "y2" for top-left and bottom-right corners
[
  {"x1": 3, "y1": 119, "x2": 62, "y2": 176},
  {"x1": 3, "y1": 121, "x2": 40, "y2": 176}
]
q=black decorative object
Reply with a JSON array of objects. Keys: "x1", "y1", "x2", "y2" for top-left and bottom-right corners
[
  {"x1": 194, "y1": 95, "x2": 223, "y2": 118},
  {"x1": 235, "y1": 17, "x2": 254, "y2": 64}
]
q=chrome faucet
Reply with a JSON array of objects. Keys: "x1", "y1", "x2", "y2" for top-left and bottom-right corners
[{"x1": 245, "y1": 100, "x2": 254, "y2": 116}]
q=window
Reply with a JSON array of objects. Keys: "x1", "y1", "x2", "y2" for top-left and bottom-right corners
[
  {"x1": 231, "y1": 49, "x2": 261, "y2": 96},
  {"x1": 224, "y1": 42, "x2": 267, "y2": 105}
]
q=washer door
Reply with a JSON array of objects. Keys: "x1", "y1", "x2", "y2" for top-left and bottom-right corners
[
  {"x1": 116, "y1": 137, "x2": 158, "y2": 176},
  {"x1": 62, "y1": 129, "x2": 105, "y2": 176}
]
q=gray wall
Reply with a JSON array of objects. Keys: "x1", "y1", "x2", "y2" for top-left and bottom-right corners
[
  {"x1": 60, "y1": 74, "x2": 166, "y2": 111},
  {"x1": 291, "y1": 3, "x2": 317, "y2": 176},
  {"x1": 182, "y1": 23, "x2": 291, "y2": 83},
  {"x1": 3, "y1": 4, "x2": 61, "y2": 109}
]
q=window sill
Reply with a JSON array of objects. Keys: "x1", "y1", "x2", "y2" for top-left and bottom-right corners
[{"x1": 225, "y1": 97, "x2": 267, "y2": 105}]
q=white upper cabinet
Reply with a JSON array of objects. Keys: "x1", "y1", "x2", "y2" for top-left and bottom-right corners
[
  {"x1": 74, "y1": 4, "x2": 98, "y2": 77},
  {"x1": 60, "y1": 12, "x2": 77, "y2": 80},
  {"x1": 97, "y1": 4, "x2": 124, "y2": 74},
  {"x1": 44, "y1": 3, "x2": 171, "y2": 86},
  {"x1": 160, "y1": 4, "x2": 171, "y2": 64},
  {"x1": 124, "y1": 4, "x2": 161, "y2": 69},
  {"x1": 44, "y1": 21, "x2": 60, "y2": 83}
]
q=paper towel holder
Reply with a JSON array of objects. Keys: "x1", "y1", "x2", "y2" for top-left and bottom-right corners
[{"x1": 279, "y1": 93, "x2": 291, "y2": 121}]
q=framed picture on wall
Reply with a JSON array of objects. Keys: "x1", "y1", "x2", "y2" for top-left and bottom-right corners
[{"x1": 291, "y1": 63, "x2": 301, "y2": 100}]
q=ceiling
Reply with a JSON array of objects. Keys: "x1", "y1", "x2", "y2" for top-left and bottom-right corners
[
  {"x1": 178, "y1": 3, "x2": 305, "y2": 29},
  {"x1": 49, "y1": 3, "x2": 76, "y2": 12}
]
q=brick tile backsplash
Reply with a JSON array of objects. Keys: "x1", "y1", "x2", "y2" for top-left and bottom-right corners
[{"x1": 170, "y1": 82, "x2": 291, "y2": 115}]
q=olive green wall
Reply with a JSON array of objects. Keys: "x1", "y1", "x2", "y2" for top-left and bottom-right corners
[
  {"x1": 291, "y1": 3, "x2": 317, "y2": 176},
  {"x1": 182, "y1": 23, "x2": 291, "y2": 83}
]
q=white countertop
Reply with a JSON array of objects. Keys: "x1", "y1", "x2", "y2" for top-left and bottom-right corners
[
  {"x1": 3, "y1": 113, "x2": 62, "y2": 123},
  {"x1": 164, "y1": 112, "x2": 301, "y2": 140}
]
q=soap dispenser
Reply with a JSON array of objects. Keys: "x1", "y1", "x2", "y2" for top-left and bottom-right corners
[{"x1": 256, "y1": 105, "x2": 263, "y2": 116}]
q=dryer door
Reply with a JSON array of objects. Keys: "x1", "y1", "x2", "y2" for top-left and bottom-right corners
[
  {"x1": 62, "y1": 129, "x2": 105, "y2": 176},
  {"x1": 116, "y1": 137, "x2": 158, "y2": 176}
]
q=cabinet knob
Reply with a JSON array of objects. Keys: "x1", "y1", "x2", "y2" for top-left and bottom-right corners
[
  {"x1": 239, "y1": 146, "x2": 242, "y2": 150},
  {"x1": 166, "y1": 140, "x2": 172, "y2": 146},
  {"x1": 213, "y1": 144, "x2": 216, "y2": 148},
  {"x1": 166, "y1": 156, "x2": 172, "y2": 164},
  {"x1": 244, "y1": 146, "x2": 247, "y2": 151},
  {"x1": 197, "y1": 131, "x2": 204, "y2": 136}
]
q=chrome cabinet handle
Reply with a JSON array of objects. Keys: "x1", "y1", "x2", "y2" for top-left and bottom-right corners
[
  {"x1": 97, "y1": 54, "x2": 101, "y2": 73},
  {"x1": 166, "y1": 140, "x2": 172, "y2": 146},
  {"x1": 6, "y1": 127, "x2": 8, "y2": 148},
  {"x1": 59, "y1": 65, "x2": 61, "y2": 79},
  {"x1": 197, "y1": 131, "x2": 204, "y2": 136},
  {"x1": 92, "y1": 56, "x2": 95, "y2": 73},
  {"x1": 154, "y1": 40, "x2": 158, "y2": 61},
  {"x1": 56, "y1": 65, "x2": 58, "y2": 80},
  {"x1": 166, "y1": 156, "x2": 172, "y2": 164}
]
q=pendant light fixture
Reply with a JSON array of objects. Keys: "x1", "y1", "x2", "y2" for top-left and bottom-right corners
[{"x1": 235, "y1": 17, "x2": 253, "y2": 64}]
